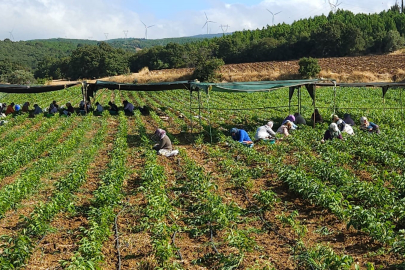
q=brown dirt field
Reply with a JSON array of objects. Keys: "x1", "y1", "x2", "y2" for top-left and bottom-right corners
[
  {"x1": 88, "y1": 53, "x2": 405, "y2": 85},
  {"x1": 25, "y1": 118, "x2": 118, "y2": 269}
]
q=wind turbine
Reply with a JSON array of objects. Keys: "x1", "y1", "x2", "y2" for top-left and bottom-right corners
[
  {"x1": 202, "y1": 12, "x2": 216, "y2": 35},
  {"x1": 104, "y1": 33, "x2": 109, "y2": 40},
  {"x1": 266, "y1": 9, "x2": 281, "y2": 26},
  {"x1": 141, "y1": 21, "x2": 155, "y2": 39},
  {"x1": 123, "y1": 30, "x2": 128, "y2": 39},
  {"x1": 8, "y1": 29, "x2": 14, "y2": 41}
]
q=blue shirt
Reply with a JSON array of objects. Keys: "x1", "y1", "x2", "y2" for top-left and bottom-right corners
[{"x1": 232, "y1": 129, "x2": 252, "y2": 143}]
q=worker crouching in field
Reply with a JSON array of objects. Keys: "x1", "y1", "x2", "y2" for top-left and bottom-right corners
[
  {"x1": 360, "y1": 116, "x2": 380, "y2": 134},
  {"x1": 5, "y1": 103, "x2": 15, "y2": 116},
  {"x1": 108, "y1": 101, "x2": 119, "y2": 115},
  {"x1": 277, "y1": 121, "x2": 293, "y2": 137},
  {"x1": 254, "y1": 121, "x2": 276, "y2": 141},
  {"x1": 332, "y1": 114, "x2": 354, "y2": 135},
  {"x1": 343, "y1": 113, "x2": 355, "y2": 126},
  {"x1": 282, "y1": 115, "x2": 298, "y2": 130},
  {"x1": 152, "y1": 128, "x2": 179, "y2": 157},
  {"x1": 294, "y1": 112, "x2": 306, "y2": 125},
  {"x1": 311, "y1": 108, "x2": 323, "y2": 124},
  {"x1": 321, "y1": 123, "x2": 343, "y2": 143},
  {"x1": 123, "y1": 100, "x2": 134, "y2": 116},
  {"x1": 94, "y1": 102, "x2": 104, "y2": 116},
  {"x1": 33, "y1": 104, "x2": 43, "y2": 115},
  {"x1": 22, "y1": 102, "x2": 30, "y2": 113},
  {"x1": 230, "y1": 128, "x2": 254, "y2": 147}
]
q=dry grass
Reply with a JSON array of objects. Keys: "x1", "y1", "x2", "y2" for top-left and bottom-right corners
[{"x1": 52, "y1": 51, "x2": 405, "y2": 85}]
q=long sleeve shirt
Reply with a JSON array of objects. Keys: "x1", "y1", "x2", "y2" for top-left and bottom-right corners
[
  {"x1": 232, "y1": 129, "x2": 252, "y2": 143},
  {"x1": 255, "y1": 125, "x2": 276, "y2": 140},
  {"x1": 155, "y1": 135, "x2": 173, "y2": 151},
  {"x1": 124, "y1": 102, "x2": 134, "y2": 112}
]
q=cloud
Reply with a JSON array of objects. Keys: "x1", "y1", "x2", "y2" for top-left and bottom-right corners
[{"x1": 0, "y1": 0, "x2": 392, "y2": 41}]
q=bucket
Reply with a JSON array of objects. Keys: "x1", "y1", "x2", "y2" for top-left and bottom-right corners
[{"x1": 269, "y1": 139, "x2": 276, "y2": 144}]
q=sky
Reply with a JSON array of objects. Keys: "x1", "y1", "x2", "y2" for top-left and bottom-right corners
[{"x1": 0, "y1": 0, "x2": 395, "y2": 41}]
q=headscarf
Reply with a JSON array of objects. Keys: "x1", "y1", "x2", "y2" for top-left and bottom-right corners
[
  {"x1": 284, "y1": 115, "x2": 295, "y2": 123},
  {"x1": 15, "y1": 104, "x2": 21, "y2": 111},
  {"x1": 332, "y1": 114, "x2": 339, "y2": 122},
  {"x1": 360, "y1": 116, "x2": 369, "y2": 127},
  {"x1": 266, "y1": 121, "x2": 273, "y2": 128},
  {"x1": 343, "y1": 113, "x2": 350, "y2": 119},
  {"x1": 230, "y1": 128, "x2": 239, "y2": 134},
  {"x1": 155, "y1": 128, "x2": 166, "y2": 140},
  {"x1": 329, "y1": 123, "x2": 341, "y2": 138}
]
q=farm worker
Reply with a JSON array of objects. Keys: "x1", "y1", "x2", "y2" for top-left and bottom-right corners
[
  {"x1": 95, "y1": 102, "x2": 103, "y2": 113},
  {"x1": 52, "y1": 100, "x2": 59, "y2": 109},
  {"x1": 79, "y1": 100, "x2": 86, "y2": 110},
  {"x1": 49, "y1": 103, "x2": 58, "y2": 114},
  {"x1": 33, "y1": 104, "x2": 43, "y2": 115},
  {"x1": 311, "y1": 108, "x2": 323, "y2": 124},
  {"x1": 63, "y1": 102, "x2": 74, "y2": 116},
  {"x1": 321, "y1": 123, "x2": 343, "y2": 143},
  {"x1": 94, "y1": 102, "x2": 103, "y2": 116},
  {"x1": 343, "y1": 113, "x2": 355, "y2": 126},
  {"x1": 277, "y1": 121, "x2": 293, "y2": 137},
  {"x1": 22, "y1": 102, "x2": 30, "y2": 112},
  {"x1": 0, "y1": 103, "x2": 6, "y2": 113},
  {"x1": 108, "y1": 101, "x2": 119, "y2": 115},
  {"x1": 123, "y1": 100, "x2": 134, "y2": 116},
  {"x1": 231, "y1": 128, "x2": 254, "y2": 147},
  {"x1": 332, "y1": 115, "x2": 354, "y2": 135},
  {"x1": 14, "y1": 104, "x2": 21, "y2": 112},
  {"x1": 294, "y1": 112, "x2": 306, "y2": 125},
  {"x1": 360, "y1": 116, "x2": 380, "y2": 134},
  {"x1": 254, "y1": 121, "x2": 276, "y2": 140},
  {"x1": 282, "y1": 115, "x2": 298, "y2": 130},
  {"x1": 0, "y1": 120, "x2": 7, "y2": 126},
  {"x1": 5, "y1": 103, "x2": 15, "y2": 116},
  {"x1": 152, "y1": 128, "x2": 179, "y2": 157}
]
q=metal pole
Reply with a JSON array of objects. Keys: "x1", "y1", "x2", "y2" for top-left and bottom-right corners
[
  {"x1": 299, "y1": 87, "x2": 302, "y2": 114},
  {"x1": 198, "y1": 89, "x2": 202, "y2": 130},
  {"x1": 401, "y1": 88, "x2": 403, "y2": 120},
  {"x1": 333, "y1": 82, "x2": 337, "y2": 115},
  {"x1": 190, "y1": 90, "x2": 193, "y2": 134},
  {"x1": 313, "y1": 87, "x2": 316, "y2": 129}
]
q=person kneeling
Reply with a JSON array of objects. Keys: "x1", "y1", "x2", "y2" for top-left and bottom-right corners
[
  {"x1": 230, "y1": 128, "x2": 254, "y2": 147},
  {"x1": 321, "y1": 123, "x2": 343, "y2": 143},
  {"x1": 152, "y1": 128, "x2": 179, "y2": 157}
]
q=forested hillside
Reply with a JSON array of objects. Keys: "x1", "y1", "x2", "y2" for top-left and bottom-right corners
[{"x1": 1, "y1": 7, "x2": 405, "y2": 83}]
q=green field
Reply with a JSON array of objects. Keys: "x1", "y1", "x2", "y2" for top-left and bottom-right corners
[{"x1": 0, "y1": 86, "x2": 404, "y2": 269}]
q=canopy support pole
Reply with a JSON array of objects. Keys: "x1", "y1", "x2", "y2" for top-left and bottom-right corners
[
  {"x1": 401, "y1": 87, "x2": 403, "y2": 120},
  {"x1": 198, "y1": 89, "x2": 202, "y2": 130},
  {"x1": 333, "y1": 81, "x2": 337, "y2": 115},
  {"x1": 313, "y1": 87, "x2": 316, "y2": 129},
  {"x1": 206, "y1": 90, "x2": 213, "y2": 143},
  {"x1": 298, "y1": 86, "x2": 302, "y2": 114},
  {"x1": 189, "y1": 90, "x2": 193, "y2": 135}
]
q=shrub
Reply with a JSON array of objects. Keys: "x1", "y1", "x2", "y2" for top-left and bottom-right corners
[
  {"x1": 6, "y1": 70, "x2": 36, "y2": 85},
  {"x1": 298, "y1": 57, "x2": 321, "y2": 79}
]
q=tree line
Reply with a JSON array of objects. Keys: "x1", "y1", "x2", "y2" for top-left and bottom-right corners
[{"x1": 1, "y1": 7, "x2": 405, "y2": 84}]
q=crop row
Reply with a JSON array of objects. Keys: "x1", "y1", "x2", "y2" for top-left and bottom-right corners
[
  {"x1": 64, "y1": 112, "x2": 129, "y2": 269},
  {"x1": 0, "y1": 115, "x2": 108, "y2": 268}
]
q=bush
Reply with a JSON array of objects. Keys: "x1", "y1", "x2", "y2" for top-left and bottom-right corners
[
  {"x1": 298, "y1": 57, "x2": 321, "y2": 79},
  {"x1": 192, "y1": 57, "x2": 224, "y2": 82},
  {"x1": 6, "y1": 70, "x2": 36, "y2": 85}
]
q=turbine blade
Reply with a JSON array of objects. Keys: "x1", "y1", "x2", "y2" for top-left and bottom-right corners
[
  {"x1": 141, "y1": 20, "x2": 146, "y2": 27},
  {"x1": 202, "y1": 22, "x2": 207, "y2": 28},
  {"x1": 205, "y1": 12, "x2": 208, "y2": 20},
  {"x1": 148, "y1": 25, "x2": 155, "y2": 28},
  {"x1": 275, "y1": 11, "x2": 282, "y2": 15}
]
